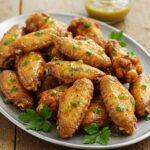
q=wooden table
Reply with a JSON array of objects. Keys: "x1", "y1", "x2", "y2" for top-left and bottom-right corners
[{"x1": 0, "y1": 0, "x2": 150, "y2": 149}]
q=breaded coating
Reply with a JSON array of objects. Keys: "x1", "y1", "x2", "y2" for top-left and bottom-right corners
[
  {"x1": 45, "y1": 60, "x2": 105, "y2": 83},
  {"x1": 17, "y1": 52, "x2": 45, "y2": 91},
  {"x1": 36, "y1": 84, "x2": 69, "y2": 113},
  {"x1": 130, "y1": 74, "x2": 150, "y2": 117},
  {"x1": 11, "y1": 28, "x2": 63, "y2": 53},
  {"x1": 100, "y1": 75, "x2": 137, "y2": 135},
  {"x1": 0, "y1": 70, "x2": 34, "y2": 110},
  {"x1": 68, "y1": 17, "x2": 106, "y2": 48},
  {"x1": 0, "y1": 25, "x2": 25, "y2": 68},
  {"x1": 57, "y1": 78, "x2": 94, "y2": 138},
  {"x1": 82, "y1": 96, "x2": 111, "y2": 127},
  {"x1": 55, "y1": 37, "x2": 111, "y2": 68},
  {"x1": 106, "y1": 40, "x2": 142, "y2": 83}
]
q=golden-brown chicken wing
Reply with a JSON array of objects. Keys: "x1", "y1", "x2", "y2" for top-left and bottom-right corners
[
  {"x1": 55, "y1": 37, "x2": 111, "y2": 68},
  {"x1": 45, "y1": 60, "x2": 105, "y2": 83},
  {"x1": 100, "y1": 75, "x2": 137, "y2": 135},
  {"x1": 82, "y1": 96, "x2": 111, "y2": 127},
  {"x1": 57, "y1": 78, "x2": 94, "y2": 138},
  {"x1": 17, "y1": 52, "x2": 45, "y2": 91},
  {"x1": 106, "y1": 40, "x2": 142, "y2": 83},
  {"x1": 130, "y1": 74, "x2": 150, "y2": 117},
  {"x1": 25, "y1": 13, "x2": 68, "y2": 36},
  {"x1": 0, "y1": 25, "x2": 25, "y2": 68},
  {"x1": 36, "y1": 84, "x2": 69, "y2": 113},
  {"x1": 11, "y1": 28, "x2": 64, "y2": 54},
  {"x1": 68, "y1": 17, "x2": 106, "y2": 48},
  {"x1": 0, "y1": 70, "x2": 34, "y2": 110}
]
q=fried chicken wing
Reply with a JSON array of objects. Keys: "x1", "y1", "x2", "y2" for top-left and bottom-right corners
[
  {"x1": 25, "y1": 13, "x2": 70, "y2": 37},
  {"x1": 45, "y1": 60, "x2": 105, "y2": 83},
  {"x1": 0, "y1": 25, "x2": 25, "y2": 68},
  {"x1": 106, "y1": 40, "x2": 142, "y2": 83},
  {"x1": 68, "y1": 17, "x2": 106, "y2": 48},
  {"x1": 55, "y1": 37, "x2": 111, "y2": 68},
  {"x1": 17, "y1": 52, "x2": 45, "y2": 91},
  {"x1": 100, "y1": 75, "x2": 137, "y2": 135},
  {"x1": 130, "y1": 74, "x2": 150, "y2": 117},
  {"x1": 0, "y1": 70, "x2": 34, "y2": 110},
  {"x1": 11, "y1": 28, "x2": 63, "y2": 54},
  {"x1": 57, "y1": 78, "x2": 94, "y2": 138},
  {"x1": 82, "y1": 96, "x2": 111, "y2": 127},
  {"x1": 36, "y1": 84, "x2": 69, "y2": 113}
]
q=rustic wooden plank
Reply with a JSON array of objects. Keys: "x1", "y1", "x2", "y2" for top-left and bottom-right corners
[
  {"x1": 15, "y1": 0, "x2": 150, "y2": 150},
  {"x1": 0, "y1": 0, "x2": 20, "y2": 150}
]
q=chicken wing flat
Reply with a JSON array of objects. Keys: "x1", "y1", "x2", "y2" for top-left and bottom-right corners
[
  {"x1": 25, "y1": 13, "x2": 69, "y2": 37},
  {"x1": 82, "y1": 96, "x2": 111, "y2": 127},
  {"x1": 106, "y1": 40, "x2": 142, "y2": 83},
  {"x1": 45, "y1": 60, "x2": 105, "y2": 83},
  {"x1": 130, "y1": 74, "x2": 150, "y2": 117},
  {"x1": 17, "y1": 52, "x2": 45, "y2": 91},
  {"x1": 57, "y1": 78, "x2": 94, "y2": 138},
  {"x1": 0, "y1": 70, "x2": 34, "y2": 110},
  {"x1": 36, "y1": 84, "x2": 69, "y2": 113},
  {"x1": 0, "y1": 25, "x2": 25, "y2": 68},
  {"x1": 100, "y1": 75, "x2": 137, "y2": 135},
  {"x1": 55, "y1": 37, "x2": 111, "y2": 68},
  {"x1": 11, "y1": 28, "x2": 63, "y2": 54},
  {"x1": 68, "y1": 17, "x2": 106, "y2": 48}
]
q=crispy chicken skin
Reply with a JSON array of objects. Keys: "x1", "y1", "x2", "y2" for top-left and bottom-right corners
[
  {"x1": 45, "y1": 60, "x2": 105, "y2": 83},
  {"x1": 36, "y1": 84, "x2": 69, "y2": 113},
  {"x1": 100, "y1": 75, "x2": 137, "y2": 135},
  {"x1": 82, "y1": 96, "x2": 111, "y2": 127},
  {"x1": 130, "y1": 74, "x2": 150, "y2": 117},
  {"x1": 106, "y1": 40, "x2": 142, "y2": 83},
  {"x1": 17, "y1": 52, "x2": 45, "y2": 91},
  {"x1": 57, "y1": 78, "x2": 94, "y2": 138},
  {"x1": 11, "y1": 28, "x2": 63, "y2": 54},
  {"x1": 0, "y1": 70, "x2": 34, "y2": 110},
  {"x1": 0, "y1": 25, "x2": 25, "y2": 68},
  {"x1": 55, "y1": 37, "x2": 111, "y2": 68},
  {"x1": 68, "y1": 17, "x2": 106, "y2": 48}
]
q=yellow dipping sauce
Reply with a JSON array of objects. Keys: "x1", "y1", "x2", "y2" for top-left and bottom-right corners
[{"x1": 84, "y1": 0, "x2": 131, "y2": 24}]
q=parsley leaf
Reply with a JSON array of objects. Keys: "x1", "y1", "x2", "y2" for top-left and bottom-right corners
[
  {"x1": 83, "y1": 22, "x2": 91, "y2": 29},
  {"x1": 83, "y1": 134, "x2": 98, "y2": 144},
  {"x1": 84, "y1": 123, "x2": 99, "y2": 135},
  {"x1": 110, "y1": 31, "x2": 126, "y2": 47},
  {"x1": 145, "y1": 114, "x2": 150, "y2": 121},
  {"x1": 19, "y1": 104, "x2": 52, "y2": 132}
]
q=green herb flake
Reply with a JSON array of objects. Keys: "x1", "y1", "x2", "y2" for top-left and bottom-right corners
[
  {"x1": 22, "y1": 60, "x2": 30, "y2": 66},
  {"x1": 51, "y1": 90, "x2": 57, "y2": 95},
  {"x1": 72, "y1": 44, "x2": 78, "y2": 50},
  {"x1": 8, "y1": 78, "x2": 16, "y2": 84},
  {"x1": 83, "y1": 22, "x2": 91, "y2": 29},
  {"x1": 19, "y1": 104, "x2": 52, "y2": 132},
  {"x1": 93, "y1": 108, "x2": 103, "y2": 114},
  {"x1": 118, "y1": 93, "x2": 129, "y2": 100},
  {"x1": 10, "y1": 33, "x2": 18, "y2": 42},
  {"x1": 9, "y1": 86, "x2": 18, "y2": 93},
  {"x1": 59, "y1": 87, "x2": 65, "y2": 92},
  {"x1": 71, "y1": 100, "x2": 80, "y2": 108},
  {"x1": 55, "y1": 60, "x2": 64, "y2": 65},
  {"x1": 141, "y1": 84, "x2": 147, "y2": 90},
  {"x1": 44, "y1": 16, "x2": 51, "y2": 22},
  {"x1": 77, "y1": 60, "x2": 83, "y2": 65},
  {"x1": 35, "y1": 55, "x2": 40, "y2": 60},
  {"x1": 130, "y1": 99, "x2": 136, "y2": 105},
  {"x1": 69, "y1": 67, "x2": 82, "y2": 71},
  {"x1": 35, "y1": 30, "x2": 44, "y2": 36},
  {"x1": 30, "y1": 52, "x2": 35, "y2": 55},
  {"x1": 145, "y1": 114, "x2": 150, "y2": 121},
  {"x1": 3, "y1": 40, "x2": 9, "y2": 45},
  {"x1": 86, "y1": 50, "x2": 93, "y2": 55},
  {"x1": 84, "y1": 123, "x2": 99, "y2": 135},
  {"x1": 116, "y1": 103, "x2": 125, "y2": 112},
  {"x1": 62, "y1": 101, "x2": 70, "y2": 112}
]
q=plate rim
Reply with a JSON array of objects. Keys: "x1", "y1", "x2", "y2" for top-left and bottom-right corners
[{"x1": 0, "y1": 12, "x2": 150, "y2": 149}]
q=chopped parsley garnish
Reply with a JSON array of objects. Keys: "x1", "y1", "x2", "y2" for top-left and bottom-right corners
[
  {"x1": 116, "y1": 103, "x2": 125, "y2": 112},
  {"x1": 35, "y1": 55, "x2": 40, "y2": 60},
  {"x1": 86, "y1": 50, "x2": 93, "y2": 55},
  {"x1": 51, "y1": 90, "x2": 57, "y2": 95},
  {"x1": 83, "y1": 22, "x2": 91, "y2": 29},
  {"x1": 69, "y1": 67, "x2": 82, "y2": 71},
  {"x1": 71, "y1": 100, "x2": 80, "y2": 108},
  {"x1": 19, "y1": 104, "x2": 52, "y2": 132},
  {"x1": 145, "y1": 114, "x2": 150, "y2": 121},
  {"x1": 76, "y1": 60, "x2": 83, "y2": 65},
  {"x1": 93, "y1": 108, "x2": 103, "y2": 114},
  {"x1": 59, "y1": 87, "x2": 65, "y2": 92},
  {"x1": 22, "y1": 60, "x2": 30, "y2": 66},
  {"x1": 44, "y1": 16, "x2": 50, "y2": 22},
  {"x1": 62, "y1": 101, "x2": 70, "y2": 112},
  {"x1": 9, "y1": 86, "x2": 18, "y2": 93},
  {"x1": 35, "y1": 30, "x2": 44, "y2": 36},
  {"x1": 130, "y1": 99, "x2": 136, "y2": 105},
  {"x1": 3, "y1": 40, "x2": 9, "y2": 45},
  {"x1": 30, "y1": 52, "x2": 35, "y2": 55},
  {"x1": 125, "y1": 51, "x2": 135, "y2": 57},
  {"x1": 141, "y1": 84, "x2": 147, "y2": 90},
  {"x1": 118, "y1": 93, "x2": 128, "y2": 100},
  {"x1": 110, "y1": 31, "x2": 126, "y2": 47},
  {"x1": 55, "y1": 60, "x2": 64, "y2": 65},
  {"x1": 83, "y1": 123, "x2": 111, "y2": 145},
  {"x1": 8, "y1": 78, "x2": 16, "y2": 83},
  {"x1": 72, "y1": 44, "x2": 78, "y2": 50},
  {"x1": 10, "y1": 34, "x2": 18, "y2": 41}
]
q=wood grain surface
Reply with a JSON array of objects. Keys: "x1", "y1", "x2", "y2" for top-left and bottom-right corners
[{"x1": 0, "y1": 0, "x2": 150, "y2": 150}]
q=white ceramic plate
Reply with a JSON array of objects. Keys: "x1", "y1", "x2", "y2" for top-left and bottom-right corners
[{"x1": 0, "y1": 13, "x2": 150, "y2": 149}]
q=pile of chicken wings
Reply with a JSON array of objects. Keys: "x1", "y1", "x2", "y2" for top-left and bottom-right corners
[{"x1": 0, "y1": 13, "x2": 149, "y2": 138}]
